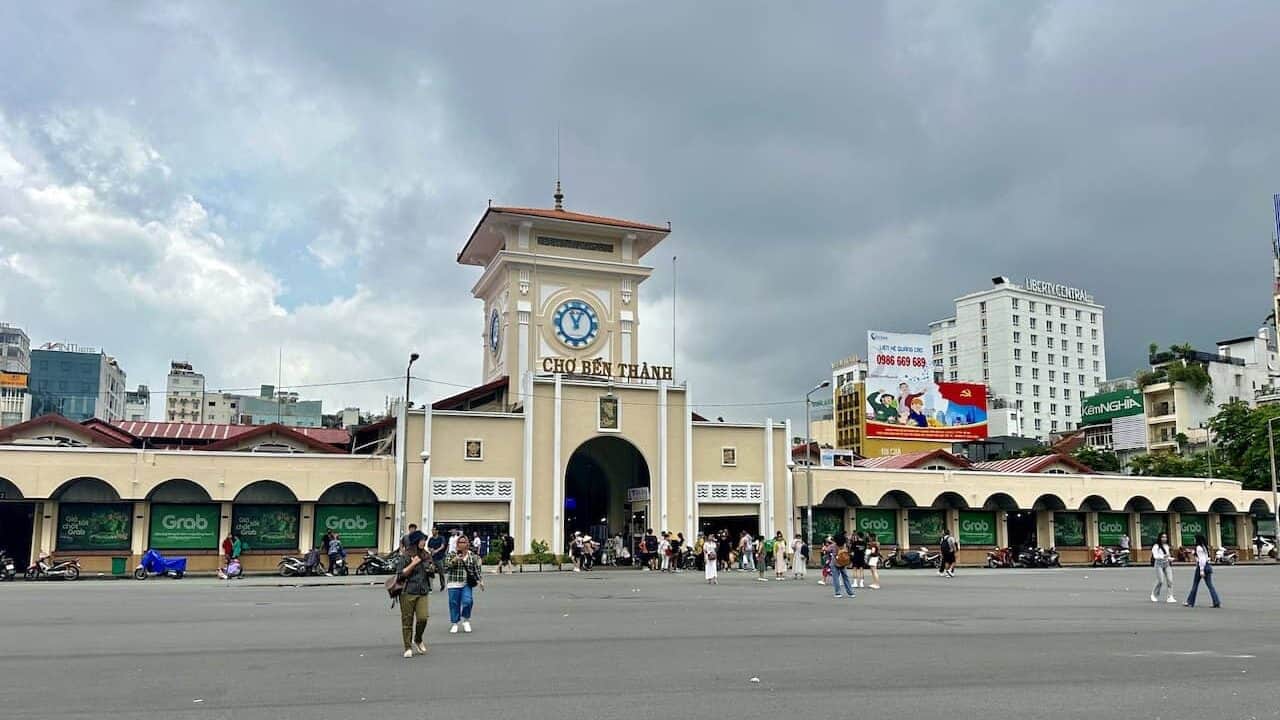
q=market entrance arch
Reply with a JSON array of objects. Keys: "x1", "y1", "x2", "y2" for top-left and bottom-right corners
[{"x1": 563, "y1": 436, "x2": 650, "y2": 550}]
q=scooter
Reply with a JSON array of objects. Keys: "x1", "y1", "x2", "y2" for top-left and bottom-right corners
[
  {"x1": 1253, "y1": 535, "x2": 1277, "y2": 560},
  {"x1": 1038, "y1": 547, "x2": 1062, "y2": 568},
  {"x1": 278, "y1": 548, "x2": 327, "y2": 577},
  {"x1": 134, "y1": 549, "x2": 187, "y2": 579},
  {"x1": 356, "y1": 550, "x2": 398, "y2": 575},
  {"x1": 1091, "y1": 546, "x2": 1130, "y2": 567},
  {"x1": 882, "y1": 547, "x2": 939, "y2": 569},
  {"x1": 0, "y1": 549, "x2": 16, "y2": 580},
  {"x1": 24, "y1": 552, "x2": 81, "y2": 581},
  {"x1": 986, "y1": 547, "x2": 1014, "y2": 568},
  {"x1": 1213, "y1": 547, "x2": 1238, "y2": 566}
]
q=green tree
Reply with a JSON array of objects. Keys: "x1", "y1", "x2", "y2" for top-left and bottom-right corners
[
  {"x1": 1205, "y1": 402, "x2": 1280, "y2": 490},
  {"x1": 1072, "y1": 446, "x2": 1121, "y2": 473},
  {"x1": 1128, "y1": 452, "x2": 1211, "y2": 478}
]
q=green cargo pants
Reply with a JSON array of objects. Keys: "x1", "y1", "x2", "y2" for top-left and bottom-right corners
[{"x1": 400, "y1": 592, "x2": 429, "y2": 649}]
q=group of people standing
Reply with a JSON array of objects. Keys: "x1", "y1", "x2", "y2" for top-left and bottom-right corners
[
  {"x1": 819, "y1": 531, "x2": 882, "y2": 598},
  {"x1": 699, "y1": 530, "x2": 807, "y2": 585},
  {"x1": 392, "y1": 524, "x2": 489, "y2": 659},
  {"x1": 1150, "y1": 532, "x2": 1222, "y2": 608}
]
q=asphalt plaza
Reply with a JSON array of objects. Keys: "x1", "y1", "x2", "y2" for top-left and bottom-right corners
[{"x1": 0, "y1": 565, "x2": 1276, "y2": 720}]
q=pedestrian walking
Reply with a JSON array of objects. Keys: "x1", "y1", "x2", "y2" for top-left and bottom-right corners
[
  {"x1": 446, "y1": 535, "x2": 484, "y2": 634},
  {"x1": 703, "y1": 536, "x2": 718, "y2": 585},
  {"x1": 394, "y1": 530, "x2": 433, "y2": 658},
  {"x1": 866, "y1": 533, "x2": 881, "y2": 589},
  {"x1": 1150, "y1": 531, "x2": 1176, "y2": 603},
  {"x1": 659, "y1": 532, "x2": 671, "y2": 572},
  {"x1": 399, "y1": 523, "x2": 419, "y2": 550},
  {"x1": 754, "y1": 535, "x2": 768, "y2": 581},
  {"x1": 231, "y1": 533, "x2": 242, "y2": 561},
  {"x1": 673, "y1": 532, "x2": 686, "y2": 572},
  {"x1": 773, "y1": 531, "x2": 788, "y2": 579},
  {"x1": 830, "y1": 534, "x2": 855, "y2": 598},
  {"x1": 499, "y1": 533, "x2": 515, "y2": 574},
  {"x1": 427, "y1": 526, "x2": 448, "y2": 591},
  {"x1": 1185, "y1": 534, "x2": 1221, "y2": 608},
  {"x1": 717, "y1": 530, "x2": 731, "y2": 571},
  {"x1": 939, "y1": 528, "x2": 958, "y2": 578},
  {"x1": 819, "y1": 536, "x2": 834, "y2": 585},
  {"x1": 850, "y1": 531, "x2": 868, "y2": 588},
  {"x1": 790, "y1": 533, "x2": 807, "y2": 580},
  {"x1": 643, "y1": 529, "x2": 659, "y2": 571}
]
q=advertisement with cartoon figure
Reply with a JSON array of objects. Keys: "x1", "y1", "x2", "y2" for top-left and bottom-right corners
[{"x1": 864, "y1": 377, "x2": 988, "y2": 441}]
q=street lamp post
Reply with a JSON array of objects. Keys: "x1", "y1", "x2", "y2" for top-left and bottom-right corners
[
  {"x1": 805, "y1": 380, "x2": 831, "y2": 545},
  {"x1": 399, "y1": 352, "x2": 420, "y2": 538},
  {"x1": 1200, "y1": 422, "x2": 1213, "y2": 478},
  {"x1": 1269, "y1": 416, "x2": 1280, "y2": 562}
]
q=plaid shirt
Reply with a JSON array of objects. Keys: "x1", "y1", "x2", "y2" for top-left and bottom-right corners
[{"x1": 444, "y1": 551, "x2": 482, "y2": 587}]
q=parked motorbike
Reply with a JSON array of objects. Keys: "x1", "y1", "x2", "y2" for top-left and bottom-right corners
[
  {"x1": 279, "y1": 548, "x2": 327, "y2": 577},
  {"x1": 24, "y1": 552, "x2": 81, "y2": 581},
  {"x1": 1253, "y1": 535, "x2": 1277, "y2": 560},
  {"x1": 1091, "y1": 546, "x2": 1130, "y2": 567},
  {"x1": 1038, "y1": 547, "x2": 1062, "y2": 568},
  {"x1": 0, "y1": 549, "x2": 16, "y2": 580},
  {"x1": 329, "y1": 553, "x2": 350, "y2": 576},
  {"x1": 1014, "y1": 546, "x2": 1060, "y2": 568},
  {"x1": 1213, "y1": 547, "x2": 1238, "y2": 566},
  {"x1": 1176, "y1": 546, "x2": 1196, "y2": 563},
  {"x1": 134, "y1": 549, "x2": 187, "y2": 579},
  {"x1": 882, "y1": 547, "x2": 940, "y2": 569},
  {"x1": 356, "y1": 550, "x2": 398, "y2": 575},
  {"x1": 986, "y1": 547, "x2": 1014, "y2": 568}
]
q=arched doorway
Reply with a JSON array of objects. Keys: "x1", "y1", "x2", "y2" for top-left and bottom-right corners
[
  {"x1": 0, "y1": 477, "x2": 34, "y2": 565},
  {"x1": 563, "y1": 436, "x2": 650, "y2": 549}
]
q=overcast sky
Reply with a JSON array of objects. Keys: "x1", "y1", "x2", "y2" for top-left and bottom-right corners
[{"x1": 2, "y1": 2, "x2": 1279, "y2": 423}]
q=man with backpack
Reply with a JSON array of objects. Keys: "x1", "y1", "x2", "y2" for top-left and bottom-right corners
[
  {"x1": 830, "y1": 533, "x2": 855, "y2": 598},
  {"x1": 939, "y1": 528, "x2": 958, "y2": 578}
]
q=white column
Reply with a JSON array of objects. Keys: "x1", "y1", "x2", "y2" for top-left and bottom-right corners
[
  {"x1": 763, "y1": 418, "x2": 774, "y2": 537},
  {"x1": 659, "y1": 380, "x2": 669, "y2": 531},
  {"x1": 521, "y1": 371, "x2": 534, "y2": 553},
  {"x1": 552, "y1": 373, "x2": 563, "y2": 554},
  {"x1": 684, "y1": 382, "x2": 694, "y2": 539},
  {"x1": 420, "y1": 406, "x2": 433, "y2": 531},
  {"x1": 517, "y1": 303, "x2": 531, "y2": 387},
  {"x1": 783, "y1": 418, "x2": 794, "y2": 540}
]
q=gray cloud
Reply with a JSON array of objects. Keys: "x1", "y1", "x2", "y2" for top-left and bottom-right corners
[{"x1": 2, "y1": 1, "x2": 1279, "y2": 421}]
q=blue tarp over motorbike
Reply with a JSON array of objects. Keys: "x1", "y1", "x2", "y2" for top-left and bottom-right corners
[{"x1": 141, "y1": 549, "x2": 187, "y2": 574}]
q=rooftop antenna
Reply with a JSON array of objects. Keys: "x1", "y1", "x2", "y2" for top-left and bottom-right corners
[
  {"x1": 276, "y1": 346, "x2": 283, "y2": 424},
  {"x1": 554, "y1": 126, "x2": 564, "y2": 210}
]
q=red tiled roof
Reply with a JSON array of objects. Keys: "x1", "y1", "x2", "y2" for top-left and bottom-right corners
[
  {"x1": 0, "y1": 414, "x2": 133, "y2": 448},
  {"x1": 853, "y1": 449, "x2": 973, "y2": 470},
  {"x1": 489, "y1": 207, "x2": 669, "y2": 233},
  {"x1": 433, "y1": 376, "x2": 509, "y2": 411},
  {"x1": 972, "y1": 453, "x2": 1094, "y2": 474},
  {"x1": 81, "y1": 418, "x2": 141, "y2": 444},
  {"x1": 114, "y1": 421, "x2": 350, "y2": 446},
  {"x1": 198, "y1": 423, "x2": 344, "y2": 453}
]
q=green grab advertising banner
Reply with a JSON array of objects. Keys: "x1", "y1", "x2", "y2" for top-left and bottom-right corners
[
  {"x1": 1179, "y1": 514, "x2": 1207, "y2": 547},
  {"x1": 812, "y1": 508, "x2": 844, "y2": 545},
  {"x1": 855, "y1": 509, "x2": 897, "y2": 545},
  {"x1": 1054, "y1": 512, "x2": 1086, "y2": 547},
  {"x1": 232, "y1": 504, "x2": 300, "y2": 550},
  {"x1": 57, "y1": 503, "x2": 133, "y2": 551},
  {"x1": 907, "y1": 509, "x2": 946, "y2": 546},
  {"x1": 1097, "y1": 513, "x2": 1129, "y2": 546},
  {"x1": 1080, "y1": 388, "x2": 1144, "y2": 426},
  {"x1": 1221, "y1": 516, "x2": 1237, "y2": 547},
  {"x1": 149, "y1": 504, "x2": 220, "y2": 550},
  {"x1": 314, "y1": 505, "x2": 379, "y2": 548},
  {"x1": 1140, "y1": 514, "x2": 1168, "y2": 547},
  {"x1": 958, "y1": 511, "x2": 996, "y2": 546}
]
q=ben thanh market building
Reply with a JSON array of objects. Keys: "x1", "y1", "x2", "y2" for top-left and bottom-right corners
[{"x1": 0, "y1": 196, "x2": 1273, "y2": 572}]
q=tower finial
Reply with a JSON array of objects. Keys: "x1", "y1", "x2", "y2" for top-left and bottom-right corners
[{"x1": 554, "y1": 180, "x2": 564, "y2": 211}]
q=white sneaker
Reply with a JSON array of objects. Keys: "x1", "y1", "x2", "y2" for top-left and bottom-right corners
[
  {"x1": 1166, "y1": 596, "x2": 1178, "y2": 604},
  {"x1": 403, "y1": 649, "x2": 413, "y2": 659},
  {"x1": 449, "y1": 623, "x2": 458, "y2": 634},
  {"x1": 1150, "y1": 594, "x2": 1159, "y2": 602},
  {"x1": 414, "y1": 642, "x2": 428, "y2": 654},
  {"x1": 462, "y1": 621, "x2": 472, "y2": 633},
  {"x1": 870, "y1": 584, "x2": 880, "y2": 589},
  {"x1": 834, "y1": 593, "x2": 844, "y2": 598}
]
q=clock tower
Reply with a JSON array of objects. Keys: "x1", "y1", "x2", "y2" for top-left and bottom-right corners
[{"x1": 457, "y1": 187, "x2": 670, "y2": 402}]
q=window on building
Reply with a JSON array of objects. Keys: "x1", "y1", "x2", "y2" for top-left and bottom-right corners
[
  {"x1": 1048, "y1": 370, "x2": 1056, "y2": 382},
  {"x1": 1045, "y1": 304, "x2": 1052, "y2": 315},
  {"x1": 1028, "y1": 317, "x2": 1036, "y2": 329},
  {"x1": 1048, "y1": 353, "x2": 1056, "y2": 364},
  {"x1": 1016, "y1": 382, "x2": 1024, "y2": 394},
  {"x1": 1092, "y1": 344, "x2": 1099, "y2": 355},
  {"x1": 982, "y1": 334, "x2": 988, "y2": 347},
  {"x1": 1051, "y1": 403, "x2": 1058, "y2": 415},
  {"x1": 1062, "y1": 356, "x2": 1069, "y2": 367},
  {"x1": 1011, "y1": 298, "x2": 1019, "y2": 309},
  {"x1": 1064, "y1": 389, "x2": 1072, "y2": 400},
  {"x1": 1090, "y1": 313, "x2": 1097, "y2": 324},
  {"x1": 1014, "y1": 348, "x2": 1022, "y2": 360},
  {"x1": 950, "y1": 356, "x2": 958, "y2": 367},
  {"x1": 981, "y1": 317, "x2": 988, "y2": 329},
  {"x1": 980, "y1": 301, "x2": 987, "y2": 312},
  {"x1": 949, "y1": 371, "x2": 958, "y2": 381},
  {"x1": 1031, "y1": 351, "x2": 1039, "y2": 362},
  {"x1": 1046, "y1": 337, "x2": 1054, "y2": 349},
  {"x1": 1050, "y1": 387, "x2": 1057, "y2": 398},
  {"x1": 1033, "y1": 384, "x2": 1041, "y2": 396},
  {"x1": 1074, "y1": 309, "x2": 1082, "y2": 320},
  {"x1": 1034, "y1": 401, "x2": 1042, "y2": 413},
  {"x1": 1015, "y1": 365, "x2": 1023, "y2": 377},
  {"x1": 1078, "y1": 374, "x2": 1085, "y2": 386},
  {"x1": 949, "y1": 340, "x2": 957, "y2": 352},
  {"x1": 983, "y1": 369, "x2": 989, "y2": 380},
  {"x1": 1094, "y1": 376, "x2": 1100, "y2": 387},
  {"x1": 1093, "y1": 360, "x2": 1100, "y2": 371},
  {"x1": 1031, "y1": 334, "x2": 1038, "y2": 346},
  {"x1": 1013, "y1": 332, "x2": 1021, "y2": 343},
  {"x1": 933, "y1": 358, "x2": 943, "y2": 368},
  {"x1": 1012, "y1": 315, "x2": 1020, "y2": 326},
  {"x1": 1035, "y1": 418, "x2": 1043, "y2": 431},
  {"x1": 933, "y1": 343, "x2": 943, "y2": 354},
  {"x1": 982, "y1": 351, "x2": 988, "y2": 363},
  {"x1": 1032, "y1": 368, "x2": 1040, "y2": 379},
  {"x1": 1066, "y1": 405, "x2": 1073, "y2": 416},
  {"x1": 1051, "y1": 420, "x2": 1059, "y2": 431},
  {"x1": 1076, "y1": 342, "x2": 1083, "y2": 353},
  {"x1": 1091, "y1": 328, "x2": 1098, "y2": 339}
]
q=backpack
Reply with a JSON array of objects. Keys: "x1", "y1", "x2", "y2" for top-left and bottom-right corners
[{"x1": 835, "y1": 547, "x2": 851, "y2": 568}]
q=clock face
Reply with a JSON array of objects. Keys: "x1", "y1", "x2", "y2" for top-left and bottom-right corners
[
  {"x1": 552, "y1": 299, "x2": 599, "y2": 349},
  {"x1": 488, "y1": 309, "x2": 501, "y2": 355}
]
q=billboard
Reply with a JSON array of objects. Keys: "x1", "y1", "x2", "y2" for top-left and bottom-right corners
[
  {"x1": 1080, "y1": 389, "x2": 1143, "y2": 426},
  {"x1": 865, "y1": 376, "x2": 988, "y2": 441},
  {"x1": 866, "y1": 331, "x2": 932, "y2": 382},
  {"x1": 819, "y1": 448, "x2": 856, "y2": 467},
  {"x1": 0, "y1": 371, "x2": 27, "y2": 389}
]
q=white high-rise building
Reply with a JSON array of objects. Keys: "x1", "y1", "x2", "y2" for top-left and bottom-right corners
[
  {"x1": 165, "y1": 360, "x2": 205, "y2": 423},
  {"x1": 929, "y1": 277, "x2": 1107, "y2": 440}
]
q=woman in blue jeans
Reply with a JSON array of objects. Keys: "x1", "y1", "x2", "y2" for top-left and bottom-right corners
[
  {"x1": 445, "y1": 535, "x2": 485, "y2": 633},
  {"x1": 1185, "y1": 533, "x2": 1221, "y2": 608}
]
